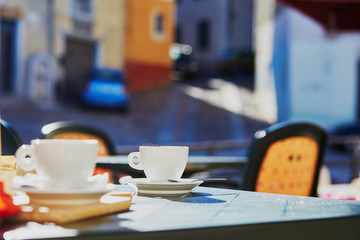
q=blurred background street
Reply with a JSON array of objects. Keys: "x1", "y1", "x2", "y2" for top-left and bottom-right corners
[{"x1": 0, "y1": 72, "x2": 268, "y2": 148}]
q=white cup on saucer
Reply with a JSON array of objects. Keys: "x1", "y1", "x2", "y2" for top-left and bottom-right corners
[
  {"x1": 127, "y1": 146, "x2": 189, "y2": 182},
  {"x1": 15, "y1": 139, "x2": 98, "y2": 190}
]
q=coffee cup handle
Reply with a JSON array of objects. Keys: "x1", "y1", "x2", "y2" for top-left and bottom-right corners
[
  {"x1": 127, "y1": 152, "x2": 143, "y2": 170},
  {"x1": 15, "y1": 144, "x2": 36, "y2": 171}
]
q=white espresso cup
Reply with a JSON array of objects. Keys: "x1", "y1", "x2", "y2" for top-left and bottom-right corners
[
  {"x1": 15, "y1": 139, "x2": 98, "y2": 189},
  {"x1": 127, "y1": 146, "x2": 189, "y2": 182}
]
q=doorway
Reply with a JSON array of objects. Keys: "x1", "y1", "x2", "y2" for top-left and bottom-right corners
[{"x1": 64, "y1": 36, "x2": 96, "y2": 102}]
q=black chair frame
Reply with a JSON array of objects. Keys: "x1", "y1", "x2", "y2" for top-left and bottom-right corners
[{"x1": 1, "y1": 119, "x2": 23, "y2": 155}]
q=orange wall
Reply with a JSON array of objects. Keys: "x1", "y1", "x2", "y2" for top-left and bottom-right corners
[{"x1": 125, "y1": 0, "x2": 175, "y2": 91}]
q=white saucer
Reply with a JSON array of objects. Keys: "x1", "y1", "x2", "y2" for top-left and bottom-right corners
[
  {"x1": 126, "y1": 178, "x2": 203, "y2": 195},
  {"x1": 15, "y1": 184, "x2": 115, "y2": 206}
]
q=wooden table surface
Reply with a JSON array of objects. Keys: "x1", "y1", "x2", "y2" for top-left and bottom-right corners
[{"x1": 3, "y1": 185, "x2": 360, "y2": 240}]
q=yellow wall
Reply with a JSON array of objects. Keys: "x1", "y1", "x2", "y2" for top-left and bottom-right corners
[
  {"x1": 125, "y1": 0, "x2": 174, "y2": 66},
  {"x1": 54, "y1": 0, "x2": 73, "y2": 55},
  {"x1": 1, "y1": 0, "x2": 48, "y2": 54},
  {"x1": 53, "y1": 0, "x2": 126, "y2": 69},
  {"x1": 93, "y1": 0, "x2": 126, "y2": 68}
]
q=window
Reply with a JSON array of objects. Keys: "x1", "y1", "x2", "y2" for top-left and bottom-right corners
[
  {"x1": 151, "y1": 10, "x2": 166, "y2": 42},
  {"x1": 197, "y1": 20, "x2": 210, "y2": 50},
  {"x1": 71, "y1": 0, "x2": 94, "y2": 22},
  {"x1": 155, "y1": 14, "x2": 164, "y2": 35},
  {"x1": 73, "y1": 0, "x2": 92, "y2": 13}
]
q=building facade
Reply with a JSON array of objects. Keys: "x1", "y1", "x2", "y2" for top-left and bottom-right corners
[
  {"x1": 124, "y1": 0, "x2": 175, "y2": 91},
  {"x1": 254, "y1": 0, "x2": 360, "y2": 128},
  {"x1": 176, "y1": 0, "x2": 253, "y2": 72},
  {"x1": 0, "y1": 0, "x2": 174, "y2": 104}
]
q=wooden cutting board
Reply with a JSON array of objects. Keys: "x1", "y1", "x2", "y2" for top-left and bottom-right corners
[{"x1": 11, "y1": 191, "x2": 132, "y2": 224}]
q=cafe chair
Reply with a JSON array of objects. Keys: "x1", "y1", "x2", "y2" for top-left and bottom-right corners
[
  {"x1": 41, "y1": 121, "x2": 117, "y2": 181},
  {"x1": 1, "y1": 119, "x2": 23, "y2": 155},
  {"x1": 242, "y1": 121, "x2": 327, "y2": 197},
  {"x1": 41, "y1": 121, "x2": 116, "y2": 156}
]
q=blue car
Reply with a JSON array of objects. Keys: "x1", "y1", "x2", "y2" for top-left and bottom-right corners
[{"x1": 81, "y1": 68, "x2": 129, "y2": 111}]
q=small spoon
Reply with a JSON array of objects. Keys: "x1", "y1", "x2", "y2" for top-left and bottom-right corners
[{"x1": 168, "y1": 178, "x2": 227, "y2": 183}]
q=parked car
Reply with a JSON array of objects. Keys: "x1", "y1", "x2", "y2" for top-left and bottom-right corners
[
  {"x1": 81, "y1": 67, "x2": 129, "y2": 111},
  {"x1": 170, "y1": 43, "x2": 199, "y2": 81}
]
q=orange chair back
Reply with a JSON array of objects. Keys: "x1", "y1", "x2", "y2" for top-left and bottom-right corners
[
  {"x1": 243, "y1": 121, "x2": 327, "y2": 197},
  {"x1": 255, "y1": 136, "x2": 318, "y2": 196}
]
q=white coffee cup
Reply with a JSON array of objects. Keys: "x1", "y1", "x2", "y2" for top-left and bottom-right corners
[
  {"x1": 127, "y1": 146, "x2": 189, "y2": 182},
  {"x1": 15, "y1": 139, "x2": 98, "y2": 189}
]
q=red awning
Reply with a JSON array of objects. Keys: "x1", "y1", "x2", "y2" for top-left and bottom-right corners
[{"x1": 278, "y1": 0, "x2": 360, "y2": 32}]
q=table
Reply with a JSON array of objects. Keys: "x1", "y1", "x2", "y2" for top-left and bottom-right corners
[
  {"x1": 3, "y1": 186, "x2": 360, "y2": 240},
  {"x1": 96, "y1": 155, "x2": 247, "y2": 178}
]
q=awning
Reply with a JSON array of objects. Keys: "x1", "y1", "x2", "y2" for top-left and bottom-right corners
[{"x1": 278, "y1": 0, "x2": 360, "y2": 32}]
